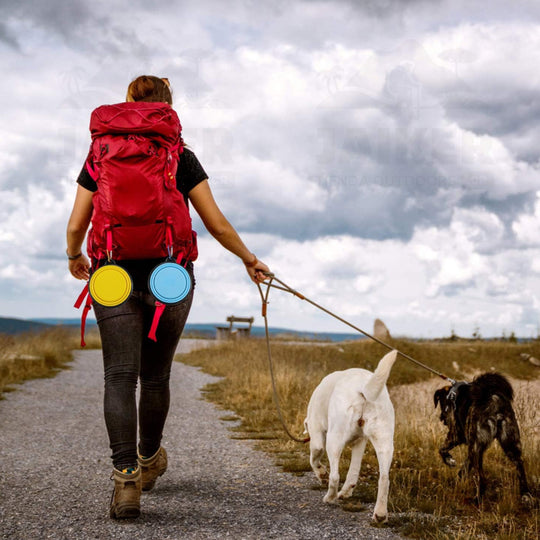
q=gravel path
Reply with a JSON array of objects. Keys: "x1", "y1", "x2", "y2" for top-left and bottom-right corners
[{"x1": 0, "y1": 340, "x2": 403, "y2": 539}]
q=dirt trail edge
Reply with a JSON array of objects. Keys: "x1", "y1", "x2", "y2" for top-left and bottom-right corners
[{"x1": 0, "y1": 342, "x2": 403, "y2": 540}]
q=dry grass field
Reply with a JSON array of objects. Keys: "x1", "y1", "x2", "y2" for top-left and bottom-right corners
[
  {"x1": 180, "y1": 338, "x2": 540, "y2": 539},
  {"x1": 0, "y1": 327, "x2": 101, "y2": 396},
  {"x1": 2, "y1": 328, "x2": 538, "y2": 538},
  {"x1": 0, "y1": 328, "x2": 75, "y2": 394}
]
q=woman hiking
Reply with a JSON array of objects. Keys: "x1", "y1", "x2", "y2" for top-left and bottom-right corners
[{"x1": 66, "y1": 75, "x2": 269, "y2": 519}]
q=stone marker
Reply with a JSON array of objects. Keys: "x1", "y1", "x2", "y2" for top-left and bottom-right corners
[{"x1": 373, "y1": 318, "x2": 391, "y2": 340}]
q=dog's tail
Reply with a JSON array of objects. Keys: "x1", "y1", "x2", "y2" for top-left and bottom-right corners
[
  {"x1": 471, "y1": 372, "x2": 514, "y2": 404},
  {"x1": 362, "y1": 350, "x2": 398, "y2": 402}
]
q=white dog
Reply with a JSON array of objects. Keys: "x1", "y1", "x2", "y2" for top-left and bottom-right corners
[{"x1": 304, "y1": 350, "x2": 397, "y2": 522}]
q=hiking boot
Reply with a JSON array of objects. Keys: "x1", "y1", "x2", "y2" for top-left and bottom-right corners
[
  {"x1": 109, "y1": 466, "x2": 141, "y2": 519},
  {"x1": 138, "y1": 446, "x2": 168, "y2": 491}
]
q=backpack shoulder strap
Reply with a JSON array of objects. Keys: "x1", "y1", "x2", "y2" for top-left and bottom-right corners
[{"x1": 84, "y1": 146, "x2": 99, "y2": 181}]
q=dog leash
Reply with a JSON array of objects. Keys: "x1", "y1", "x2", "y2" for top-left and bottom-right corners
[
  {"x1": 256, "y1": 271, "x2": 456, "y2": 398},
  {"x1": 256, "y1": 272, "x2": 311, "y2": 443},
  {"x1": 255, "y1": 272, "x2": 456, "y2": 443}
]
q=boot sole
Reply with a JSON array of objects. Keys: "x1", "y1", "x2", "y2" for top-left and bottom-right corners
[
  {"x1": 141, "y1": 469, "x2": 166, "y2": 491},
  {"x1": 110, "y1": 503, "x2": 141, "y2": 519}
]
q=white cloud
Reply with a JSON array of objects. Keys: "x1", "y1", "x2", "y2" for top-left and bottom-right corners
[
  {"x1": 1, "y1": 0, "x2": 540, "y2": 338},
  {"x1": 513, "y1": 191, "x2": 540, "y2": 247},
  {"x1": 412, "y1": 207, "x2": 509, "y2": 297}
]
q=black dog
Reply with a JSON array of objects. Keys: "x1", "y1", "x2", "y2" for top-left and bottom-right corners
[{"x1": 434, "y1": 373, "x2": 530, "y2": 503}]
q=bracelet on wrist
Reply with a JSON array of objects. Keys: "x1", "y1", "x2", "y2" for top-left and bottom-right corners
[
  {"x1": 66, "y1": 249, "x2": 82, "y2": 261},
  {"x1": 243, "y1": 254, "x2": 258, "y2": 268}
]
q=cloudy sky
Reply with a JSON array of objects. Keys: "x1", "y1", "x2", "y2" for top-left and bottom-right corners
[{"x1": 1, "y1": 0, "x2": 540, "y2": 338}]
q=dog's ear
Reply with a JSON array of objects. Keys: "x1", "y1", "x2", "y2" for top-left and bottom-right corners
[{"x1": 434, "y1": 387, "x2": 449, "y2": 408}]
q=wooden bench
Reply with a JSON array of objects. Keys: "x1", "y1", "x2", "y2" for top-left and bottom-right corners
[{"x1": 216, "y1": 316, "x2": 255, "y2": 340}]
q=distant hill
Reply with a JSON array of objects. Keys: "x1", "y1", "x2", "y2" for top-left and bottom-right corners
[
  {"x1": 0, "y1": 317, "x2": 53, "y2": 335},
  {"x1": 0, "y1": 317, "x2": 363, "y2": 342},
  {"x1": 28, "y1": 317, "x2": 96, "y2": 328},
  {"x1": 182, "y1": 323, "x2": 363, "y2": 342}
]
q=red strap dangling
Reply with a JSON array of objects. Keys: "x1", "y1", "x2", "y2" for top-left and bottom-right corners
[
  {"x1": 148, "y1": 301, "x2": 166, "y2": 342},
  {"x1": 74, "y1": 283, "x2": 92, "y2": 347},
  {"x1": 80, "y1": 296, "x2": 93, "y2": 348},
  {"x1": 74, "y1": 283, "x2": 89, "y2": 308}
]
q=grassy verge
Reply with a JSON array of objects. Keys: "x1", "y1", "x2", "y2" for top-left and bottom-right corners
[
  {"x1": 0, "y1": 327, "x2": 101, "y2": 396},
  {"x1": 179, "y1": 338, "x2": 540, "y2": 539}
]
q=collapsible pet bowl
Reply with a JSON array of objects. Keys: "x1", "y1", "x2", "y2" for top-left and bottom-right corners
[
  {"x1": 89, "y1": 264, "x2": 133, "y2": 307},
  {"x1": 149, "y1": 261, "x2": 191, "y2": 304}
]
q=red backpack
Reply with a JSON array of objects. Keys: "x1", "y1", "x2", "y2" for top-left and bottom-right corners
[
  {"x1": 74, "y1": 101, "x2": 197, "y2": 345},
  {"x1": 85, "y1": 101, "x2": 197, "y2": 262}
]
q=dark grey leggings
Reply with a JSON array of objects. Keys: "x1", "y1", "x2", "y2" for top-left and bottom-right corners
[{"x1": 93, "y1": 272, "x2": 194, "y2": 470}]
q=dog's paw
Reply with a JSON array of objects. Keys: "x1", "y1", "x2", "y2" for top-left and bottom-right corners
[
  {"x1": 315, "y1": 468, "x2": 329, "y2": 485},
  {"x1": 521, "y1": 493, "x2": 536, "y2": 509},
  {"x1": 463, "y1": 495, "x2": 481, "y2": 507},
  {"x1": 323, "y1": 492, "x2": 339, "y2": 505},
  {"x1": 338, "y1": 484, "x2": 355, "y2": 499},
  {"x1": 443, "y1": 456, "x2": 456, "y2": 467}
]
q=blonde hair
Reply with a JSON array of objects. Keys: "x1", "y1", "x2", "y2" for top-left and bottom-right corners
[{"x1": 126, "y1": 75, "x2": 172, "y2": 104}]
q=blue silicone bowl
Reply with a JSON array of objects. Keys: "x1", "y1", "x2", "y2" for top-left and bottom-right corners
[{"x1": 148, "y1": 262, "x2": 191, "y2": 304}]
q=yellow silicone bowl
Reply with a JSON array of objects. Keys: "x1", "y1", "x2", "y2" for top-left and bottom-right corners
[{"x1": 89, "y1": 264, "x2": 133, "y2": 307}]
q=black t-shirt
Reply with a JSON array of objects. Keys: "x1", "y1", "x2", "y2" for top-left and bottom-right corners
[
  {"x1": 77, "y1": 147, "x2": 207, "y2": 200},
  {"x1": 77, "y1": 147, "x2": 207, "y2": 290}
]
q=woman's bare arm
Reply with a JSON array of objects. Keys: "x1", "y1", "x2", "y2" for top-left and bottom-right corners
[
  {"x1": 66, "y1": 184, "x2": 93, "y2": 280},
  {"x1": 188, "y1": 179, "x2": 269, "y2": 282}
]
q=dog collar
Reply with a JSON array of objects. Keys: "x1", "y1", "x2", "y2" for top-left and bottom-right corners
[{"x1": 447, "y1": 381, "x2": 470, "y2": 409}]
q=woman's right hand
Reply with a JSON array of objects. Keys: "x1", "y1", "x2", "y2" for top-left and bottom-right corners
[{"x1": 69, "y1": 255, "x2": 91, "y2": 281}]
